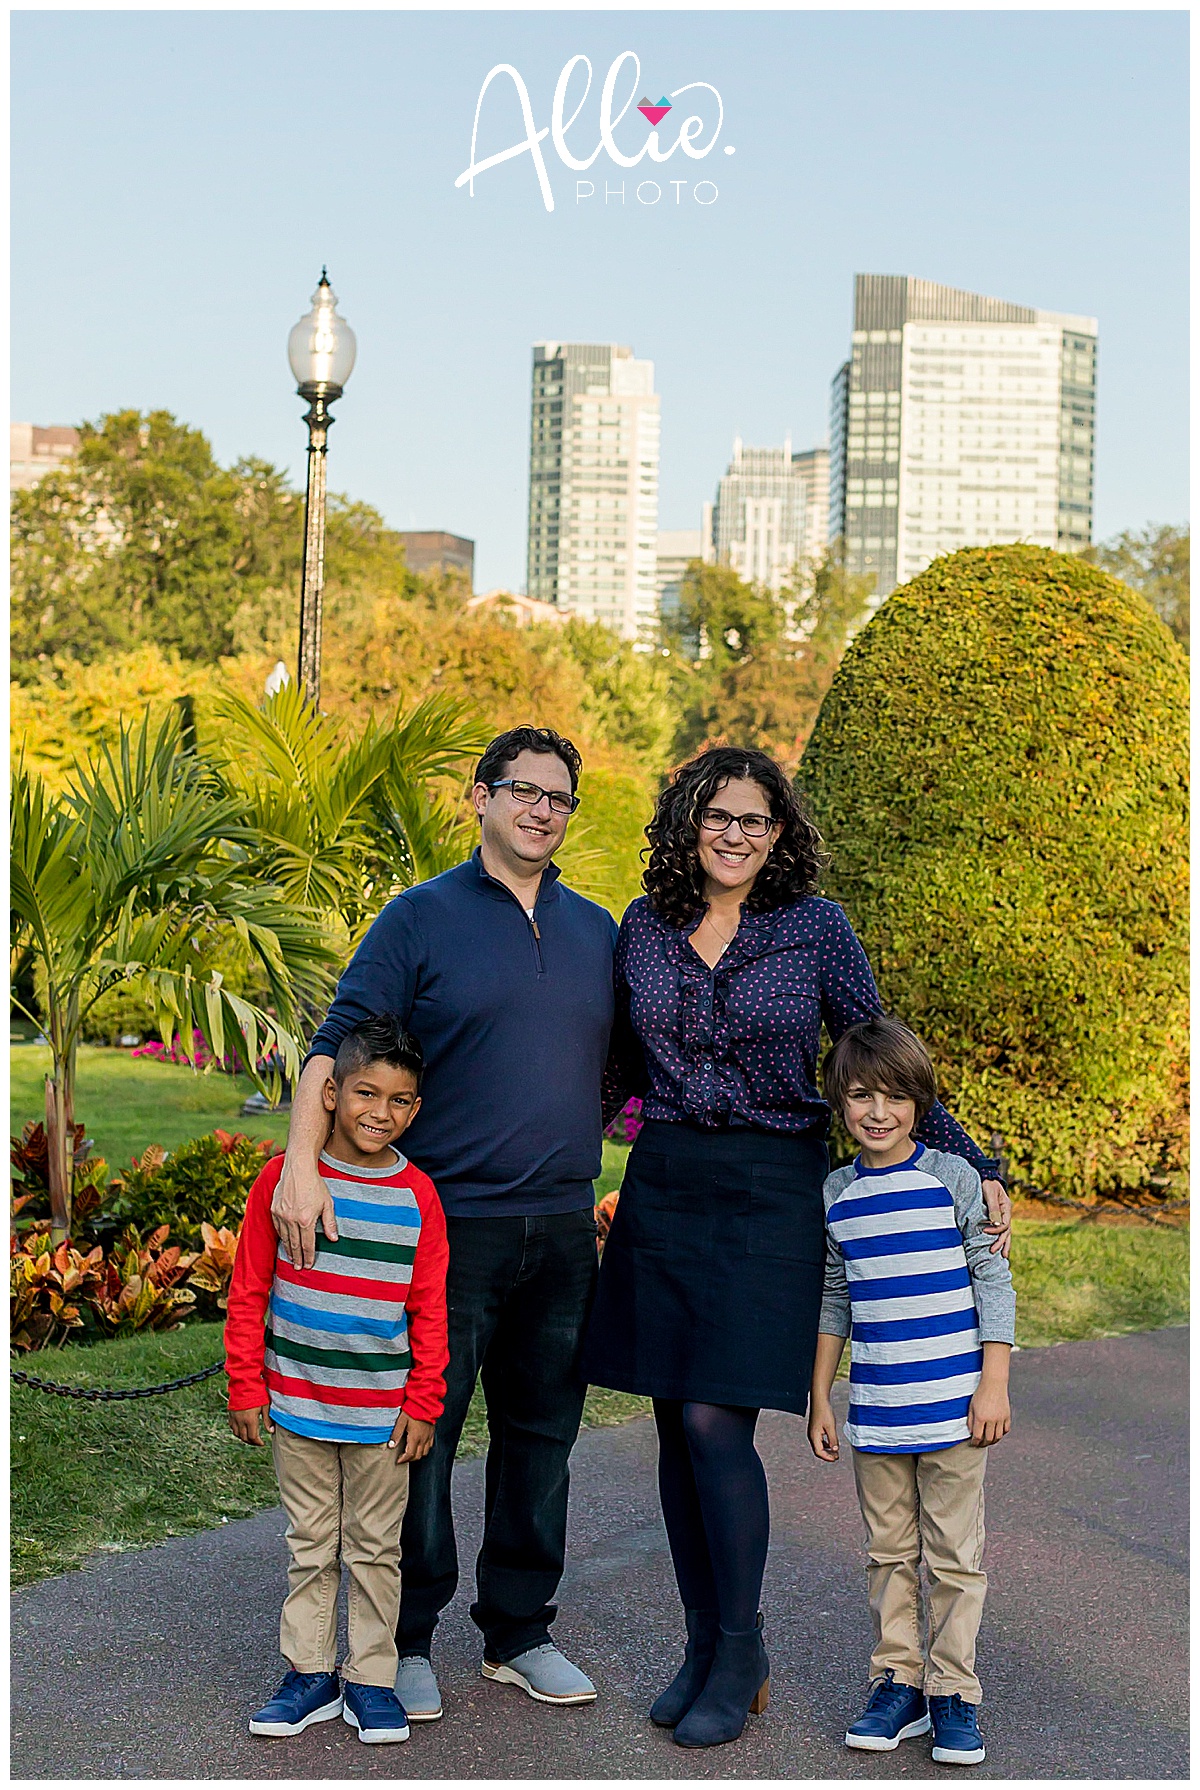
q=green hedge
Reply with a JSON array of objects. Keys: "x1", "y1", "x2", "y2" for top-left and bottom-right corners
[{"x1": 797, "y1": 544, "x2": 1188, "y2": 1202}]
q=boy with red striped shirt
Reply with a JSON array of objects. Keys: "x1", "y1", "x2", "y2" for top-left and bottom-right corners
[{"x1": 225, "y1": 1016, "x2": 448, "y2": 1745}]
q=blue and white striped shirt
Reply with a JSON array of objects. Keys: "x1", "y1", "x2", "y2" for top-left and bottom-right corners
[{"x1": 821, "y1": 1144, "x2": 1014, "y2": 1454}]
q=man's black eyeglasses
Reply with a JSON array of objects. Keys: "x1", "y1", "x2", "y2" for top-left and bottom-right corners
[{"x1": 487, "y1": 778, "x2": 581, "y2": 815}]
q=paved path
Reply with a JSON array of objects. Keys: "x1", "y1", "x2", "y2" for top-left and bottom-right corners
[{"x1": 11, "y1": 1329, "x2": 1188, "y2": 1780}]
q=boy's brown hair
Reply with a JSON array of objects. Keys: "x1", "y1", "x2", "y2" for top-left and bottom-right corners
[{"x1": 822, "y1": 1015, "x2": 939, "y2": 1125}]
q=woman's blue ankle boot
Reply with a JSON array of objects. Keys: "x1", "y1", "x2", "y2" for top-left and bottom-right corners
[
  {"x1": 672, "y1": 1617, "x2": 769, "y2": 1749},
  {"x1": 650, "y1": 1608, "x2": 721, "y2": 1727}
]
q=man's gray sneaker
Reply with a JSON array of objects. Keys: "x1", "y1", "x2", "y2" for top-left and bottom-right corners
[
  {"x1": 481, "y1": 1644, "x2": 597, "y2": 1705},
  {"x1": 394, "y1": 1655, "x2": 443, "y2": 1722}
]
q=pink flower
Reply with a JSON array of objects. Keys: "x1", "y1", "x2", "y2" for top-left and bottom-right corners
[{"x1": 604, "y1": 1097, "x2": 643, "y2": 1145}]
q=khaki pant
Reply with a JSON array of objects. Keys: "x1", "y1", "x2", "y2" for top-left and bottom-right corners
[
  {"x1": 272, "y1": 1424, "x2": 410, "y2": 1687},
  {"x1": 852, "y1": 1440, "x2": 988, "y2": 1702}
]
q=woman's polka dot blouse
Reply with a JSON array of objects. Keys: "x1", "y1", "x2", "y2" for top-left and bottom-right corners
[{"x1": 611, "y1": 893, "x2": 991, "y2": 1170}]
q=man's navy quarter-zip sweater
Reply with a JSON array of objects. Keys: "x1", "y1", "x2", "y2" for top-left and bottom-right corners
[{"x1": 308, "y1": 850, "x2": 618, "y2": 1217}]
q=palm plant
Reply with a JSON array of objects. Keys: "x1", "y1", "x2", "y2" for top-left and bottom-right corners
[
  {"x1": 11, "y1": 712, "x2": 334, "y2": 1240},
  {"x1": 208, "y1": 683, "x2": 485, "y2": 947}
]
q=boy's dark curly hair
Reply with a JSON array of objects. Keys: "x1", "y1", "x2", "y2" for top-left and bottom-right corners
[{"x1": 642, "y1": 746, "x2": 829, "y2": 927}]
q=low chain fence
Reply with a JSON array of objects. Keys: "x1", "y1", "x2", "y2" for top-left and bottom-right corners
[{"x1": 11, "y1": 1359, "x2": 226, "y2": 1402}]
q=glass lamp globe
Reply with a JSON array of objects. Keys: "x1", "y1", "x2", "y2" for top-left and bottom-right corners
[{"x1": 287, "y1": 270, "x2": 357, "y2": 395}]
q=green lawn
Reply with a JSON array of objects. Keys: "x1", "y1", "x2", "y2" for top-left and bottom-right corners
[
  {"x1": 1010, "y1": 1219, "x2": 1189, "y2": 1347},
  {"x1": 596, "y1": 1138, "x2": 628, "y2": 1200},
  {"x1": 11, "y1": 1322, "x2": 649, "y2": 1587},
  {"x1": 10, "y1": 1045, "x2": 290, "y2": 1170}
]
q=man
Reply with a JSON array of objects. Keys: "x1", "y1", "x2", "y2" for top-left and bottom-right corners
[{"x1": 270, "y1": 726, "x2": 620, "y2": 1719}]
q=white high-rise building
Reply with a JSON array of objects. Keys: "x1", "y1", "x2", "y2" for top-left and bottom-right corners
[
  {"x1": 655, "y1": 528, "x2": 703, "y2": 622},
  {"x1": 526, "y1": 342, "x2": 660, "y2": 638},
  {"x1": 710, "y1": 439, "x2": 810, "y2": 594},
  {"x1": 791, "y1": 447, "x2": 830, "y2": 582},
  {"x1": 830, "y1": 274, "x2": 1097, "y2": 600}
]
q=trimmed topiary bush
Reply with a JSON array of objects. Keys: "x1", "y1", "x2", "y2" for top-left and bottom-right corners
[{"x1": 797, "y1": 544, "x2": 1188, "y2": 1204}]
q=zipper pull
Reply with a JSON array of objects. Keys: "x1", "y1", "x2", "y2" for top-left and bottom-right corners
[{"x1": 531, "y1": 918, "x2": 541, "y2": 940}]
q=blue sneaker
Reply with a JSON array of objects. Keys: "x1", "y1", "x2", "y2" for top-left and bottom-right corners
[
  {"x1": 845, "y1": 1669, "x2": 931, "y2": 1751},
  {"x1": 930, "y1": 1694, "x2": 986, "y2": 1765},
  {"x1": 249, "y1": 1669, "x2": 343, "y2": 1737},
  {"x1": 342, "y1": 1680, "x2": 411, "y2": 1744}
]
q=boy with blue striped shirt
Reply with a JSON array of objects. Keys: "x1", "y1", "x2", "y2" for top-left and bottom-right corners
[{"x1": 808, "y1": 1016, "x2": 1015, "y2": 1767}]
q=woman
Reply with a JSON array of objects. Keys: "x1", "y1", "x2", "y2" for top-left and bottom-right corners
[{"x1": 582, "y1": 746, "x2": 1009, "y2": 1751}]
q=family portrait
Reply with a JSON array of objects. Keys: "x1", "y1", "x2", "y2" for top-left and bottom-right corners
[{"x1": 10, "y1": 7, "x2": 1187, "y2": 1783}]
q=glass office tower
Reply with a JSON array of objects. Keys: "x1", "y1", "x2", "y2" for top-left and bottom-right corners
[
  {"x1": 526, "y1": 342, "x2": 660, "y2": 639},
  {"x1": 829, "y1": 275, "x2": 1097, "y2": 601}
]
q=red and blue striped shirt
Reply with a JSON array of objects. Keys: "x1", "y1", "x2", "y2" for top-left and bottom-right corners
[{"x1": 225, "y1": 1149, "x2": 448, "y2": 1440}]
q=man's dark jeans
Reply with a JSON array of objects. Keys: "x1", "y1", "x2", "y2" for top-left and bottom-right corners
[{"x1": 396, "y1": 1208, "x2": 599, "y2": 1664}]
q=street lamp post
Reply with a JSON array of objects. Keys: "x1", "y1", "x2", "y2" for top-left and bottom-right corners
[{"x1": 287, "y1": 270, "x2": 356, "y2": 707}]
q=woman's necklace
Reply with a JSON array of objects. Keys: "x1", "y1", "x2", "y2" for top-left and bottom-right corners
[
  {"x1": 701, "y1": 912, "x2": 739, "y2": 949},
  {"x1": 697, "y1": 903, "x2": 742, "y2": 953}
]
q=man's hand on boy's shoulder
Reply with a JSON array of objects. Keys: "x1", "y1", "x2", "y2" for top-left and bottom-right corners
[
  {"x1": 388, "y1": 1410, "x2": 436, "y2": 1464},
  {"x1": 229, "y1": 1404, "x2": 273, "y2": 1446}
]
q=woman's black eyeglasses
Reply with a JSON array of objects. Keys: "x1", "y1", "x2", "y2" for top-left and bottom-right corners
[
  {"x1": 488, "y1": 778, "x2": 581, "y2": 815},
  {"x1": 697, "y1": 806, "x2": 775, "y2": 839}
]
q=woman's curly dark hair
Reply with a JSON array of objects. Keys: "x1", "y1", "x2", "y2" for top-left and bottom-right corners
[{"x1": 642, "y1": 746, "x2": 829, "y2": 927}]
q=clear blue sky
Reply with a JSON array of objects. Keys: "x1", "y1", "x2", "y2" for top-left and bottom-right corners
[{"x1": 12, "y1": 9, "x2": 1188, "y2": 592}]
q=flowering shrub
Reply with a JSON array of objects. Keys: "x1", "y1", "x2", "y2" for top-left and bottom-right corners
[
  {"x1": 604, "y1": 1098, "x2": 643, "y2": 1146},
  {"x1": 132, "y1": 1028, "x2": 219, "y2": 1068},
  {"x1": 131, "y1": 1028, "x2": 255, "y2": 1073},
  {"x1": 105, "y1": 1131, "x2": 278, "y2": 1249},
  {"x1": 130, "y1": 1029, "x2": 281, "y2": 1076}
]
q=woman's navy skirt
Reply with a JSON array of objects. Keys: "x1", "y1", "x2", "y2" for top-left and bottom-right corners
[{"x1": 580, "y1": 1119, "x2": 829, "y2": 1415}]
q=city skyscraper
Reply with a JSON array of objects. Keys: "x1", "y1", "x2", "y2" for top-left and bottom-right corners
[
  {"x1": 791, "y1": 446, "x2": 830, "y2": 582},
  {"x1": 829, "y1": 275, "x2": 1097, "y2": 599},
  {"x1": 709, "y1": 439, "x2": 812, "y2": 594},
  {"x1": 525, "y1": 342, "x2": 660, "y2": 638},
  {"x1": 655, "y1": 527, "x2": 703, "y2": 623}
]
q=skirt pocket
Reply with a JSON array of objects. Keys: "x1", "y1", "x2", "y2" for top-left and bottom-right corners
[
  {"x1": 613, "y1": 1149, "x2": 682, "y2": 1252},
  {"x1": 746, "y1": 1163, "x2": 826, "y2": 1262}
]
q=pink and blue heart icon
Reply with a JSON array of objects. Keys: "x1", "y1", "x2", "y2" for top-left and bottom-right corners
[{"x1": 637, "y1": 95, "x2": 672, "y2": 127}]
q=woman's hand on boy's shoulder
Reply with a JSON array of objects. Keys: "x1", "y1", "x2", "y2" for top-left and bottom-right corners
[
  {"x1": 228, "y1": 1404, "x2": 273, "y2": 1446},
  {"x1": 389, "y1": 1411, "x2": 436, "y2": 1464},
  {"x1": 980, "y1": 1178, "x2": 1012, "y2": 1257}
]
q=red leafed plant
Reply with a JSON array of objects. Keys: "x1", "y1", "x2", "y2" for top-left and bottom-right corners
[
  {"x1": 10, "y1": 1121, "x2": 112, "y2": 1241},
  {"x1": 213, "y1": 1129, "x2": 277, "y2": 1157},
  {"x1": 10, "y1": 1228, "x2": 106, "y2": 1351},
  {"x1": 594, "y1": 1190, "x2": 620, "y2": 1257},
  {"x1": 87, "y1": 1225, "x2": 199, "y2": 1339},
  {"x1": 187, "y1": 1222, "x2": 240, "y2": 1312}
]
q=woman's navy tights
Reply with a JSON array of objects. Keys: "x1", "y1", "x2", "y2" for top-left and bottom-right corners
[{"x1": 653, "y1": 1399, "x2": 769, "y2": 1634}]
